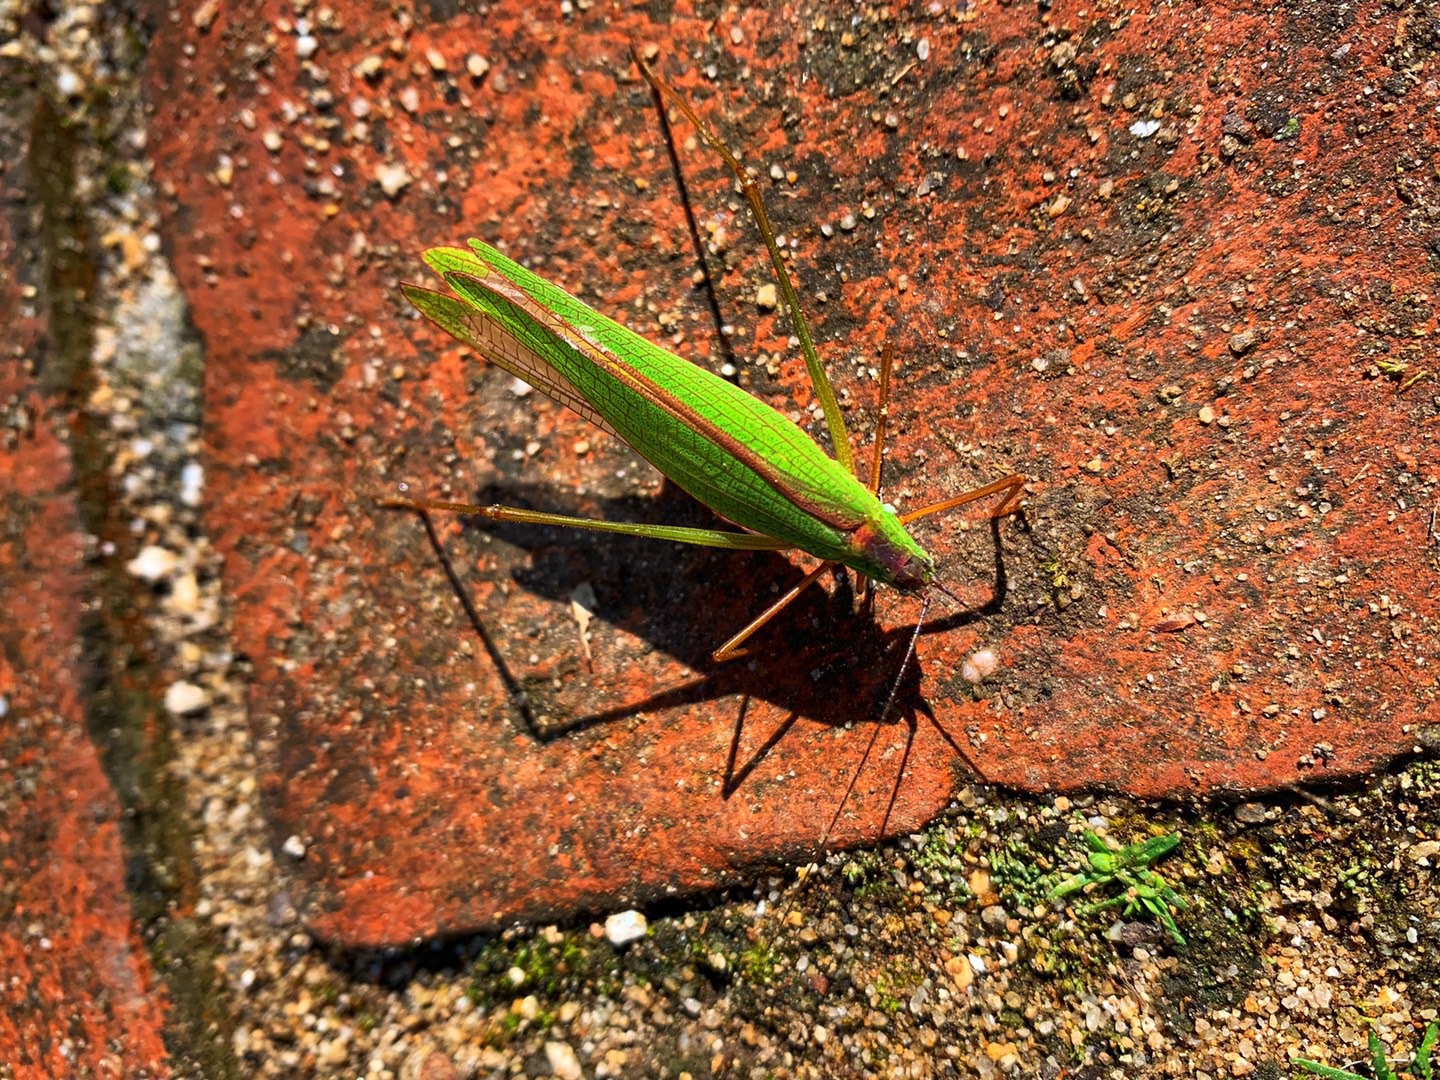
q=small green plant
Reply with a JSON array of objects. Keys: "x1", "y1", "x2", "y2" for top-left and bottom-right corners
[
  {"x1": 738, "y1": 941, "x2": 779, "y2": 984},
  {"x1": 842, "y1": 850, "x2": 885, "y2": 887},
  {"x1": 1375, "y1": 359, "x2": 1432, "y2": 392},
  {"x1": 1049, "y1": 830, "x2": 1188, "y2": 945},
  {"x1": 1274, "y1": 115, "x2": 1302, "y2": 140},
  {"x1": 1293, "y1": 1020, "x2": 1436, "y2": 1080},
  {"x1": 992, "y1": 841, "x2": 1051, "y2": 909}
]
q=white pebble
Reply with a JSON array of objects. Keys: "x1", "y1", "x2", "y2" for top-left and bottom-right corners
[
  {"x1": 281, "y1": 835, "x2": 306, "y2": 858},
  {"x1": 544, "y1": 1041, "x2": 582, "y2": 1080},
  {"x1": 166, "y1": 572, "x2": 202, "y2": 617},
  {"x1": 180, "y1": 462, "x2": 205, "y2": 507},
  {"x1": 961, "y1": 648, "x2": 999, "y2": 684},
  {"x1": 164, "y1": 680, "x2": 210, "y2": 716},
  {"x1": 127, "y1": 545, "x2": 179, "y2": 582},
  {"x1": 605, "y1": 909, "x2": 648, "y2": 946},
  {"x1": 55, "y1": 67, "x2": 84, "y2": 98},
  {"x1": 375, "y1": 163, "x2": 412, "y2": 198},
  {"x1": 295, "y1": 35, "x2": 318, "y2": 59},
  {"x1": 1130, "y1": 119, "x2": 1161, "y2": 138}
]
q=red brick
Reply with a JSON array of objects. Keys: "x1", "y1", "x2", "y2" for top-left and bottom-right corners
[
  {"x1": 0, "y1": 197, "x2": 171, "y2": 1074},
  {"x1": 144, "y1": 1, "x2": 1438, "y2": 944}
]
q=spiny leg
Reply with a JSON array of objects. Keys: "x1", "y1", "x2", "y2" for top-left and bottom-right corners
[
  {"x1": 876, "y1": 592, "x2": 931, "y2": 727},
  {"x1": 857, "y1": 341, "x2": 896, "y2": 607},
  {"x1": 900, "y1": 472, "x2": 1027, "y2": 526},
  {"x1": 380, "y1": 495, "x2": 826, "y2": 664},
  {"x1": 867, "y1": 340, "x2": 895, "y2": 498},
  {"x1": 633, "y1": 49, "x2": 856, "y2": 477},
  {"x1": 711, "y1": 560, "x2": 833, "y2": 662},
  {"x1": 378, "y1": 495, "x2": 795, "y2": 552},
  {"x1": 821, "y1": 712, "x2": 888, "y2": 849}
]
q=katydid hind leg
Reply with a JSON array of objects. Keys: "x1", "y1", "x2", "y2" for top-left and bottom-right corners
[
  {"x1": 378, "y1": 494, "x2": 794, "y2": 552},
  {"x1": 711, "y1": 561, "x2": 833, "y2": 662},
  {"x1": 867, "y1": 340, "x2": 896, "y2": 499},
  {"x1": 634, "y1": 49, "x2": 856, "y2": 478},
  {"x1": 900, "y1": 472, "x2": 1027, "y2": 526},
  {"x1": 857, "y1": 340, "x2": 896, "y2": 606}
]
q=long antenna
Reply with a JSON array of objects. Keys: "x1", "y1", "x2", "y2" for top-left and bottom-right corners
[
  {"x1": 877, "y1": 592, "x2": 930, "y2": 726},
  {"x1": 929, "y1": 581, "x2": 967, "y2": 611},
  {"x1": 818, "y1": 592, "x2": 931, "y2": 848}
]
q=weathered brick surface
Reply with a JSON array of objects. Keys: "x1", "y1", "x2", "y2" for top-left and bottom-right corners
[
  {"x1": 0, "y1": 134, "x2": 171, "y2": 1076},
  {"x1": 143, "y1": 0, "x2": 1438, "y2": 943}
]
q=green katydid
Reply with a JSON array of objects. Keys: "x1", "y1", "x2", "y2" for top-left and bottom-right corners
[{"x1": 383, "y1": 53, "x2": 1025, "y2": 697}]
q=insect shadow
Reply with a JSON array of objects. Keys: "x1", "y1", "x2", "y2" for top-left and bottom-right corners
[{"x1": 402, "y1": 474, "x2": 1019, "y2": 828}]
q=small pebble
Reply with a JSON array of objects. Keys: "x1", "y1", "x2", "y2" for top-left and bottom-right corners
[
  {"x1": 961, "y1": 648, "x2": 999, "y2": 684},
  {"x1": 166, "y1": 571, "x2": 201, "y2": 617},
  {"x1": 180, "y1": 462, "x2": 205, "y2": 507},
  {"x1": 164, "y1": 680, "x2": 210, "y2": 716},
  {"x1": 127, "y1": 545, "x2": 179, "y2": 582},
  {"x1": 55, "y1": 67, "x2": 84, "y2": 98},
  {"x1": 318, "y1": 1038, "x2": 348, "y2": 1066},
  {"x1": 544, "y1": 1041, "x2": 582, "y2": 1080},
  {"x1": 191, "y1": 0, "x2": 219, "y2": 30},
  {"x1": 605, "y1": 910, "x2": 647, "y2": 946},
  {"x1": 375, "y1": 163, "x2": 412, "y2": 198},
  {"x1": 981, "y1": 904, "x2": 1009, "y2": 928}
]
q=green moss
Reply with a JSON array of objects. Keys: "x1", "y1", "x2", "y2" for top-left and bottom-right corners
[
  {"x1": 842, "y1": 850, "x2": 885, "y2": 887},
  {"x1": 738, "y1": 941, "x2": 779, "y2": 984},
  {"x1": 870, "y1": 972, "x2": 904, "y2": 1015},
  {"x1": 991, "y1": 840, "x2": 1052, "y2": 910},
  {"x1": 468, "y1": 932, "x2": 620, "y2": 1006}
]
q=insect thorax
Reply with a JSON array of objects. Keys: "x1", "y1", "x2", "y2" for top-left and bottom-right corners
[{"x1": 848, "y1": 514, "x2": 934, "y2": 592}]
